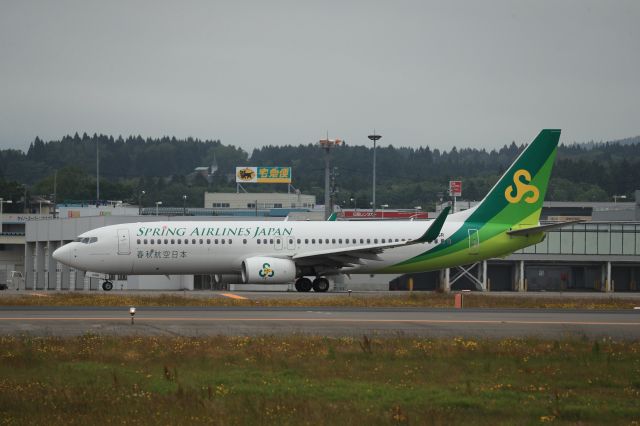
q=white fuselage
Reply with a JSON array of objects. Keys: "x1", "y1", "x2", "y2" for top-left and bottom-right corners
[{"x1": 52, "y1": 219, "x2": 456, "y2": 276}]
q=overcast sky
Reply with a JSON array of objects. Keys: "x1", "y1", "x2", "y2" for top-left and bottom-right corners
[{"x1": 1, "y1": 0, "x2": 638, "y2": 153}]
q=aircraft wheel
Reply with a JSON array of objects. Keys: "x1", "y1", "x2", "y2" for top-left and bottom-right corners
[
  {"x1": 295, "y1": 278, "x2": 312, "y2": 292},
  {"x1": 102, "y1": 281, "x2": 113, "y2": 291},
  {"x1": 312, "y1": 277, "x2": 330, "y2": 292}
]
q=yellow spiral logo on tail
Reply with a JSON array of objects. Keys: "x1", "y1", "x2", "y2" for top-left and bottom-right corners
[{"x1": 505, "y1": 169, "x2": 540, "y2": 203}]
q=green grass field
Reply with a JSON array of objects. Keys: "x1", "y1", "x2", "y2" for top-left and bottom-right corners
[
  {"x1": 0, "y1": 335, "x2": 639, "y2": 425},
  {"x1": 1, "y1": 292, "x2": 639, "y2": 310}
]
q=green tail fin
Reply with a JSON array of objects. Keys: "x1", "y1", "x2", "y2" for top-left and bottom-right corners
[
  {"x1": 463, "y1": 129, "x2": 560, "y2": 227},
  {"x1": 327, "y1": 212, "x2": 338, "y2": 221}
]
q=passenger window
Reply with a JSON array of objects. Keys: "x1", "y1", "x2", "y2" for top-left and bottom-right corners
[
  {"x1": 228, "y1": 239, "x2": 232, "y2": 244},
  {"x1": 178, "y1": 239, "x2": 182, "y2": 244},
  {"x1": 136, "y1": 239, "x2": 141, "y2": 244},
  {"x1": 257, "y1": 239, "x2": 261, "y2": 244},
  {"x1": 289, "y1": 239, "x2": 293, "y2": 244},
  {"x1": 305, "y1": 239, "x2": 309, "y2": 244},
  {"x1": 199, "y1": 239, "x2": 203, "y2": 244},
  {"x1": 214, "y1": 239, "x2": 219, "y2": 244},
  {"x1": 164, "y1": 239, "x2": 168, "y2": 244},
  {"x1": 171, "y1": 239, "x2": 175, "y2": 244},
  {"x1": 263, "y1": 239, "x2": 267, "y2": 244},
  {"x1": 360, "y1": 239, "x2": 364, "y2": 244},
  {"x1": 312, "y1": 239, "x2": 316, "y2": 244},
  {"x1": 221, "y1": 239, "x2": 225, "y2": 244},
  {"x1": 150, "y1": 239, "x2": 154, "y2": 244},
  {"x1": 192, "y1": 239, "x2": 196, "y2": 244},
  {"x1": 338, "y1": 239, "x2": 342, "y2": 244},
  {"x1": 143, "y1": 239, "x2": 148, "y2": 244},
  {"x1": 206, "y1": 239, "x2": 211, "y2": 244},
  {"x1": 243, "y1": 239, "x2": 247, "y2": 244},
  {"x1": 270, "y1": 239, "x2": 274, "y2": 244},
  {"x1": 324, "y1": 239, "x2": 328, "y2": 244},
  {"x1": 297, "y1": 239, "x2": 301, "y2": 244},
  {"x1": 276, "y1": 239, "x2": 281, "y2": 244},
  {"x1": 319, "y1": 239, "x2": 323, "y2": 245},
  {"x1": 367, "y1": 239, "x2": 371, "y2": 244},
  {"x1": 332, "y1": 239, "x2": 336, "y2": 244}
]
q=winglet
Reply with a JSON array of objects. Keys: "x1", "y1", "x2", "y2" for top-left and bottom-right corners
[
  {"x1": 415, "y1": 207, "x2": 450, "y2": 243},
  {"x1": 327, "y1": 212, "x2": 338, "y2": 221}
]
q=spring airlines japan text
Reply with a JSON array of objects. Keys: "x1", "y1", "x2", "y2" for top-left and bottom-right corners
[{"x1": 136, "y1": 225, "x2": 293, "y2": 239}]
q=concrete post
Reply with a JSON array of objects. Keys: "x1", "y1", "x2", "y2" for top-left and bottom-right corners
[
  {"x1": 47, "y1": 241, "x2": 59, "y2": 290},
  {"x1": 74, "y1": 269, "x2": 85, "y2": 291},
  {"x1": 24, "y1": 242, "x2": 34, "y2": 290},
  {"x1": 35, "y1": 242, "x2": 45, "y2": 290},
  {"x1": 481, "y1": 260, "x2": 488, "y2": 291},
  {"x1": 606, "y1": 261, "x2": 612, "y2": 292},
  {"x1": 439, "y1": 268, "x2": 450, "y2": 292},
  {"x1": 59, "y1": 241, "x2": 70, "y2": 290},
  {"x1": 515, "y1": 260, "x2": 525, "y2": 292}
]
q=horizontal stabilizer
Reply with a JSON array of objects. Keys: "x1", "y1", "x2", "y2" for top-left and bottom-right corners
[{"x1": 507, "y1": 219, "x2": 584, "y2": 237}]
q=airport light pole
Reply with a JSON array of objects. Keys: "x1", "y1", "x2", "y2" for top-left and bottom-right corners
[
  {"x1": 155, "y1": 201, "x2": 162, "y2": 216},
  {"x1": 350, "y1": 197, "x2": 357, "y2": 210},
  {"x1": 368, "y1": 132, "x2": 381, "y2": 214},
  {"x1": 414, "y1": 205, "x2": 422, "y2": 218},
  {"x1": 0, "y1": 198, "x2": 12, "y2": 233},
  {"x1": 182, "y1": 194, "x2": 187, "y2": 216}
]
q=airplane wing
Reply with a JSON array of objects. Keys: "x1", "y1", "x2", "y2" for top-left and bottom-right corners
[
  {"x1": 506, "y1": 219, "x2": 584, "y2": 237},
  {"x1": 291, "y1": 207, "x2": 450, "y2": 268}
]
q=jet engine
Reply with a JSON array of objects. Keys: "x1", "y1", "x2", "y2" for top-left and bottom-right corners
[{"x1": 241, "y1": 257, "x2": 297, "y2": 284}]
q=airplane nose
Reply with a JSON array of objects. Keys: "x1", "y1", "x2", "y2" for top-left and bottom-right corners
[{"x1": 52, "y1": 244, "x2": 71, "y2": 265}]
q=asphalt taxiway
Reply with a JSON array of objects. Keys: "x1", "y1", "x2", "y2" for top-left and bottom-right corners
[{"x1": 0, "y1": 306, "x2": 638, "y2": 339}]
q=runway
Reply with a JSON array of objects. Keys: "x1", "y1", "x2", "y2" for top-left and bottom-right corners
[{"x1": 1, "y1": 306, "x2": 639, "y2": 339}]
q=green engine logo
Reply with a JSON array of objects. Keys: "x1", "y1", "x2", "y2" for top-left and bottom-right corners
[{"x1": 259, "y1": 262, "x2": 274, "y2": 279}]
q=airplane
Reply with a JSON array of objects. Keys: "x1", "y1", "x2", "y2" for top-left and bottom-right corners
[{"x1": 53, "y1": 129, "x2": 575, "y2": 292}]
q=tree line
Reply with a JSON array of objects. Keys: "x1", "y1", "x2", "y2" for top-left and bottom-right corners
[{"x1": 0, "y1": 133, "x2": 638, "y2": 213}]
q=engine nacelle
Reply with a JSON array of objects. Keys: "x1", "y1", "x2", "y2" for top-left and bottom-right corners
[
  {"x1": 213, "y1": 273, "x2": 243, "y2": 285},
  {"x1": 241, "y1": 257, "x2": 297, "y2": 284}
]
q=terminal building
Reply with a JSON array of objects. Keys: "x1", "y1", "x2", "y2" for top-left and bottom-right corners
[{"x1": 1, "y1": 191, "x2": 639, "y2": 293}]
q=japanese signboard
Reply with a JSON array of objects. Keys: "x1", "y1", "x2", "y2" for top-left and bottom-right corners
[
  {"x1": 236, "y1": 167, "x2": 292, "y2": 184},
  {"x1": 449, "y1": 180, "x2": 462, "y2": 197}
]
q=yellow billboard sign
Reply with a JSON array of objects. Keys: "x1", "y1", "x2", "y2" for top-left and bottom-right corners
[{"x1": 236, "y1": 167, "x2": 292, "y2": 184}]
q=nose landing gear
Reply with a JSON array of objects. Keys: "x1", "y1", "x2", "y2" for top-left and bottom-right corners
[{"x1": 102, "y1": 281, "x2": 113, "y2": 291}]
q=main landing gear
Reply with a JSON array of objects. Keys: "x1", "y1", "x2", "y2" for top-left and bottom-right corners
[
  {"x1": 102, "y1": 280, "x2": 113, "y2": 291},
  {"x1": 294, "y1": 277, "x2": 330, "y2": 293}
]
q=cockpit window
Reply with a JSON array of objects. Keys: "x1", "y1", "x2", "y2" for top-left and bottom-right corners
[{"x1": 76, "y1": 237, "x2": 98, "y2": 244}]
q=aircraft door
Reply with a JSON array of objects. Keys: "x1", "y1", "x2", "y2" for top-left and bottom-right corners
[
  {"x1": 274, "y1": 237, "x2": 283, "y2": 251},
  {"x1": 468, "y1": 229, "x2": 480, "y2": 255},
  {"x1": 117, "y1": 229, "x2": 131, "y2": 255}
]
